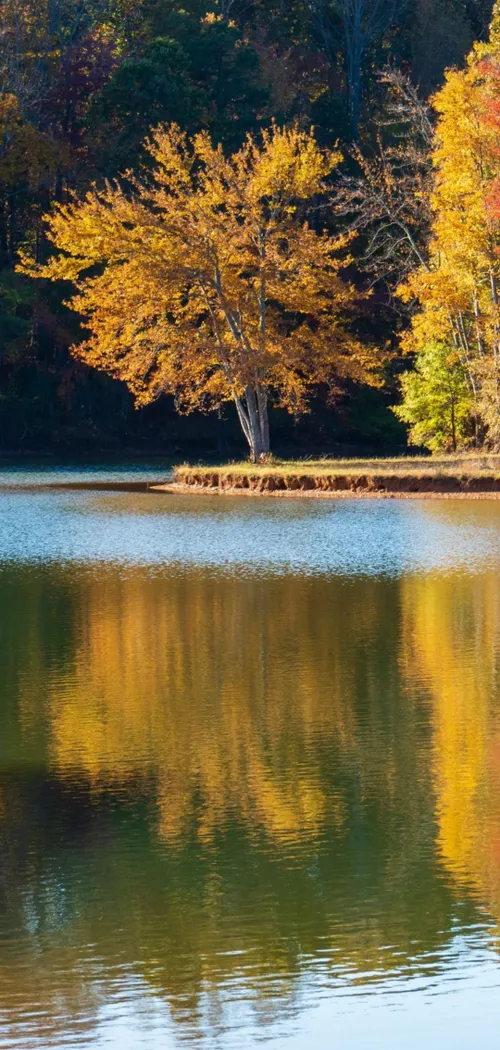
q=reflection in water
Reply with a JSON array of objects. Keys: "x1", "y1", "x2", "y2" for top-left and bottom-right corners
[
  {"x1": 401, "y1": 574, "x2": 500, "y2": 926},
  {"x1": 47, "y1": 572, "x2": 375, "y2": 844},
  {"x1": 1, "y1": 548, "x2": 500, "y2": 1045}
]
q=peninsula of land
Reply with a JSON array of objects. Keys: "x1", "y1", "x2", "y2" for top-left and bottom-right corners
[{"x1": 153, "y1": 457, "x2": 500, "y2": 499}]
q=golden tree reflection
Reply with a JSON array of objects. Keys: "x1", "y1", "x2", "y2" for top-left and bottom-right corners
[
  {"x1": 401, "y1": 571, "x2": 500, "y2": 922},
  {"x1": 0, "y1": 563, "x2": 475, "y2": 1039},
  {"x1": 45, "y1": 570, "x2": 386, "y2": 845}
]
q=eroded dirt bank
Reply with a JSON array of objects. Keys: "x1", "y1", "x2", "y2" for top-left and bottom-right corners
[{"x1": 153, "y1": 470, "x2": 500, "y2": 498}]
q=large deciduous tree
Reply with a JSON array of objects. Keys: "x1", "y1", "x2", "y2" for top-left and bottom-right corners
[{"x1": 23, "y1": 123, "x2": 377, "y2": 459}]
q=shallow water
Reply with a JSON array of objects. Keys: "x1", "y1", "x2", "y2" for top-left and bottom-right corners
[{"x1": 1, "y1": 468, "x2": 500, "y2": 1048}]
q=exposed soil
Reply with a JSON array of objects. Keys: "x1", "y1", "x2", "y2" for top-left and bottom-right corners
[{"x1": 152, "y1": 470, "x2": 500, "y2": 499}]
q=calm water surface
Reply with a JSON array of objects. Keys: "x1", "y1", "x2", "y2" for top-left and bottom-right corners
[{"x1": 1, "y1": 467, "x2": 500, "y2": 1048}]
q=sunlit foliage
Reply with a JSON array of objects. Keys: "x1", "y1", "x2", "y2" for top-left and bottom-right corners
[
  {"x1": 26, "y1": 123, "x2": 378, "y2": 458},
  {"x1": 394, "y1": 341, "x2": 472, "y2": 451},
  {"x1": 396, "y1": 4, "x2": 500, "y2": 449}
]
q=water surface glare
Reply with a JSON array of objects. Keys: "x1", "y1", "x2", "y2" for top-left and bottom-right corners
[
  {"x1": 2, "y1": 480, "x2": 500, "y2": 575},
  {"x1": 1, "y1": 468, "x2": 500, "y2": 1048}
]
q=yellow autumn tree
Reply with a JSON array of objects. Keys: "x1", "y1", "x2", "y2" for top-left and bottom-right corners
[
  {"x1": 22, "y1": 123, "x2": 377, "y2": 459},
  {"x1": 396, "y1": 5, "x2": 500, "y2": 449}
]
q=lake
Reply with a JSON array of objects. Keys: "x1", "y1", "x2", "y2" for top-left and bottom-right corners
[{"x1": 1, "y1": 466, "x2": 500, "y2": 1048}]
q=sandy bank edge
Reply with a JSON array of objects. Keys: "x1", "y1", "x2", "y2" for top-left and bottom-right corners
[{"x1": 152, "y1": 483, "x2": 500, "y2": 501}]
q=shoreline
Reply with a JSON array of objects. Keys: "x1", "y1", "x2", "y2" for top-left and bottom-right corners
[{"x1": 153, "y1": 481, "x2": 500, "y2": 500}]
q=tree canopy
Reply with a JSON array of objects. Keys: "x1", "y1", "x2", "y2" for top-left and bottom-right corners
[
  {"x1": 27, "y1": 124, "x2": 379, "y2": 457},
  {"x1": 395, "y1": 5, "x2": 500, "y2": 449}
]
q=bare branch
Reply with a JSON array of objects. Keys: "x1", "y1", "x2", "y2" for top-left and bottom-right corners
[{"x1": 331, "y1": 68, "x2": 433, "y2": 294}]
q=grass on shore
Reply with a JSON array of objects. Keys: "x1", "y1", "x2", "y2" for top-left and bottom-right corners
[{"x1": 175, "y1": 453, "x2": 500, "y2": 478}]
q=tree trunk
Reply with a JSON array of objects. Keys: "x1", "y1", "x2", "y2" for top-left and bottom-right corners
[
  {"x1": 450, "y1": 395, "x2": 456, "y2": 452},
  {"x1": 348, "y1": 33, "x2": 363, "y2": 141},
  {"x1": 233, "y1": 384, "x2": 270, "y2": 462}
]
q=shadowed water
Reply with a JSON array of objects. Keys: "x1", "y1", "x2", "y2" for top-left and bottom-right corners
[{"x1": 1, "y1": 469, "x2": 500, "y2": 1048}]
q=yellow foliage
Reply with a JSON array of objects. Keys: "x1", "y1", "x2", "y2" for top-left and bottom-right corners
[
  {"x1": 399, "y1": 15, "x2": 500, "y2": 445},
  {"x1": 23, "y1": 123, "x2": 378, "y2": 455}
]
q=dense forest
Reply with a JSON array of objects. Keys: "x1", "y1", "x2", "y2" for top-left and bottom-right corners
[{"x1": 0, "y1": 0, "x2": 497, "y2": 456}]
